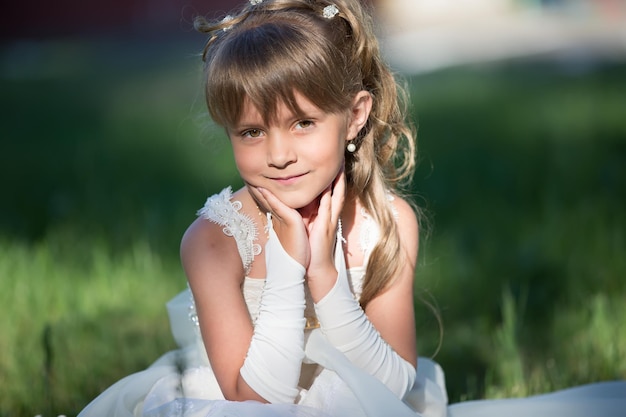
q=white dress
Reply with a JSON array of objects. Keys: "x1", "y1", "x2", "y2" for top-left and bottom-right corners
[{"x1": 79, "y1": 187, "x2": 626, "y2": 417}]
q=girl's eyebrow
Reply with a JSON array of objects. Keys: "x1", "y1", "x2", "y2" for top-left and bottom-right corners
[
  {"x1": 232, "y1": 114, "x2": 265, "y2": 129},
  {"x1": 234, "y1": 120, "x2": 262, "y2": 128}
]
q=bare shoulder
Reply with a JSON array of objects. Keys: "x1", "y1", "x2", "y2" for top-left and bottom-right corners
[
  {"x1": 390, "y1": 195, "x2": 419, "y2": 246},
  {"x1": 180, "y1": 216, "x2": 245, "y2": 287}
]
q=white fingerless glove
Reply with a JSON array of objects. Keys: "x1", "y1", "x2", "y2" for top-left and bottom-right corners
[
  {"x1": 313, "y1": 242, "x2": 416, "y2": 398},
  {"x1": 240, "y1": 225, "x2": 307, "y2": 404}
]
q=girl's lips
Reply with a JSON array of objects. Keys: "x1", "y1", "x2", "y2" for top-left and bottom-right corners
[{"x1": 270, "y1": 173, "x2": 307, "y2": 185}]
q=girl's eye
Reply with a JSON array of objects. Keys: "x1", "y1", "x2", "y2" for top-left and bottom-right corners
[
  {"x1": 242, "y1": 129, "x2": 263, "y2": 138},
  {"x1": 295, "y1": 120, "x2": 314, "y2": 130}
]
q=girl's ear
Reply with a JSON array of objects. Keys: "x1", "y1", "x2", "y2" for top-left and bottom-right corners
[{"x1": 346, "y1": 90, "x2": 373, "y2": 141}]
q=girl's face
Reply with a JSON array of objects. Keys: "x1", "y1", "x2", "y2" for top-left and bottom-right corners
[{"x1": 227, "y1": 91, "x2": 369, "y2": 210}]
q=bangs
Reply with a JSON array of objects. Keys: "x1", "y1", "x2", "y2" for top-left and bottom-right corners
[{"x1": 204, "y1": 16, "x2": 356, "y2": 127}]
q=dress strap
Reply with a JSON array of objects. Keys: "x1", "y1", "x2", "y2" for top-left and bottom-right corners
[
  {"x1": 358, "y1": 194, "x2": 398, "y2": 266},
  {"x1": 196, "y1": 187, "x2": 261, "y2": 275}
]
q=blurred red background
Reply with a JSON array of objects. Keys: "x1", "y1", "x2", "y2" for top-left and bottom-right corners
[
  {"x1": 1, "y1": 0, "x2": 237, "y2": 39},
  {"x1": 0, "y1": 0, "x2": 375, "y2": 40}
]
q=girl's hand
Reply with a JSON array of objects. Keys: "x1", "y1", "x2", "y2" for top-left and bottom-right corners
[
  {"x1": 254, "y1": 187, "x2": 310, "y2": 268},
  {"x1": 303, "y1": 169, "x2": 346, "y2": 298}
]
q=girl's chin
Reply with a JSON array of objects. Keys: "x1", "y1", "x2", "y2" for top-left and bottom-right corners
[
  {"x1": 280, "y1": 196, "x2": 316, "y2": 211},
  {"x1": 278, "y1": 193, "x2": 323, "y2": 215},
  {"x1": 245, "y1": 182, "x2": 327, "y2": 213},
  {"x1": 296, "y1": 198, "x2": 322, "y2": 218}
]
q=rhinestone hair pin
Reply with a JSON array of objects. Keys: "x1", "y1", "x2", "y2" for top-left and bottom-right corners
[
  {"x1": 250, "y1": 0, "x2": 263, "y2": 5},
  {"x1": 322, "y1": 4, "x2": 339, "y2": 19},
  {"x1": 221, "y1": 15, "x2": 234, "y2": 31}
]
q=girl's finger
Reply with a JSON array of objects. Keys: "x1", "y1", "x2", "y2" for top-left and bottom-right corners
[
  {"x1": 330, "y1": 169, "x2": 346, "y2": 224},
  {"x1": 248, "y1": 185, "x2": 272, "y2": 215},
  {"x1": 318, "y1": 184, "x2": 332, "y2": 214},
  {"x1": 257, "y1": 187, "x2": 302, "y2": 225}
]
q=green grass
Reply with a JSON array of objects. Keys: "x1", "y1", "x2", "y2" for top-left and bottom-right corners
[
  {"x1": 0, "y1": 238, "x2": 181, "y2": 415},
  {"x1": 1, "y1": 39, "x2": 625, "y2": 416}
]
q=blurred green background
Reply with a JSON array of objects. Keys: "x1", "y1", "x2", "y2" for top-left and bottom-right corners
[{"x1": 2, "y1": 3, "x2": 626, "y2": 416}]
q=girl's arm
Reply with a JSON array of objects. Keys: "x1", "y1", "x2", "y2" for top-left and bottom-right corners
[
  {"x1": 181, "y1": 218, "x2": 262, "y2": 401},
  {"x1": 309, "y1": 195, "x2": 419, "y2": 397},
  {"x1": 181, "y1": 214, "x2": 307, "y2": 404},
  {"x1": 363, "y1": 196, "x2": 418, "y2": 367}
]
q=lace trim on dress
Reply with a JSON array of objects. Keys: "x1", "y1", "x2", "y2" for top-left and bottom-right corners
[{"x1": 196, "y1": 186, "x2": 261, "y2": 275}]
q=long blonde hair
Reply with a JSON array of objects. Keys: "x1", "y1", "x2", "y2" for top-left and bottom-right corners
[{"x1": 195, "y1": 0, "x2": 417, "y2": 308}]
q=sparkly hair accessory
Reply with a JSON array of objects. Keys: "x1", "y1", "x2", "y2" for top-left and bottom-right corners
[
  {"x1": 221, "y1": 15, "x2": 234, "y2": 31},
  {"x1": 322, "y1": 4, "x2": 339, "y2": 19},
  {"x1": 250, "y1": 0, "x2": 263, "y2": 5}
]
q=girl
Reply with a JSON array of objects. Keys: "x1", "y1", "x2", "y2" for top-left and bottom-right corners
[
  {"x1": 81, "y1": 1, "x2": 429, "y2": 415},
  {"x1": 79, "y1": 1, "x2": 625, "y2": 416}
]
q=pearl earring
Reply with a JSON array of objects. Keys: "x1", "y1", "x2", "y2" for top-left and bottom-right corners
[{"x1": 346, "y1": 142, "x2": 356, "y2": 153}]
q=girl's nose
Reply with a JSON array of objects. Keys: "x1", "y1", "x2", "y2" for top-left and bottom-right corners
[{"x1": 266, "y1": 133, "x2": 297, "y2": 168}]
